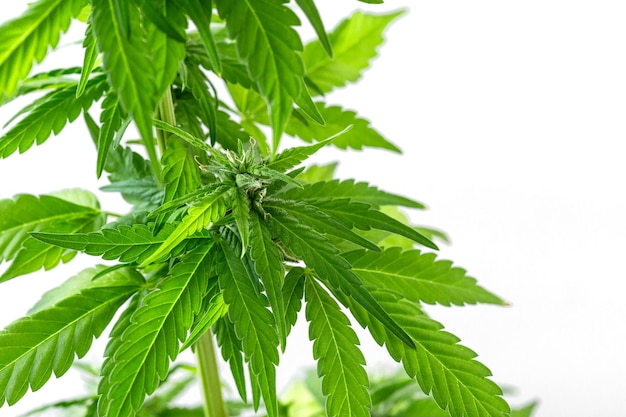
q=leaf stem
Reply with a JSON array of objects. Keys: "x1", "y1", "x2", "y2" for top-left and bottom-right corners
[
  {"x1": 196, "y1": 330, "x2": 229, "y2": 417},
  {"x1": 157, "y1": 87, "x2": 177, "y2": 154}
]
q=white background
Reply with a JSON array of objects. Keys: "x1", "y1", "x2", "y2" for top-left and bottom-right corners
[{"x1": 1, "y1": 1, "x2": 626, "y2": 416}]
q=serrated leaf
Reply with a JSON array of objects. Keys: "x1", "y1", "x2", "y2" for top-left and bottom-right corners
[
  {"x1": 91, "y1": 0, "x2": 161, "y2": 180},
  {"x1": 141, "y1": 185, "x2": 228, "y2": 266},
  {"x1": 77, "y1": 20, "x2": 99, "y2": 97},
  {"x1": 98, "y1": 245, "x2": 213, "y2": 417},
  {"x1": 186, "y1": 64, "x2": 219, "y2": 145},
  {"x1": 161, "y1": 137, "x2": 202, "y2": 204},
  {"x1": 0, "y1": 193, "x2": 101, "y2": 265},
  {"x1": 0, "y1": 0, "x2": 87, "y2": 98},
  {"x1": 304, "y1": 10, "x2": 404, "y2": 94},
  {"x1": 29, "y1": 265, "x2": 145, "y2": 314},
  {"x1": 182, "y1": 0, "x2": 221, "y2": 73},
  {"x1": 138, "y1": 0, "x2": 187, "y2": 43},
  {"x1": 180, "y1": 293, "x2": 227, "y2": 352},
  {"x1": 287, "y1": 102, "x2": 400, "y2": 152},
  {"x1": 231, "y1": 188, "x2": 251, "y2": 255},
  {"x1": 266, "y1": 136, "x2": 335, "y2": 173},
  {"x1": 0, "y1": 75, "x2": 108, "y2": 158},
  {"x1": 265, "y1": 199, "x2": 379, "y2": 252},
  {"x1": 0, "y1": 284, "x2": 139, "y2": 406},
  {"x1": 31, "y1": 223, "x2": 204, "y2": 265},
  {"x1": 0, "y1": 67, "x2": 80, "y2": 107},
  {"x1": 213, "y1": 316, "x2": 247, "y2": 401},
  {"x1": 215, "y1": 238, "x2": 279, "y2": 417},
  {"x1": 96, "y1": 92, "x2": 126, "y2": 177},
  {"x1": 305, "y1": 278, "x2": 370, "y2": 417},
  {"x1": 344, "y1": 290, "x2": 510, "y2": 417},
  {"x1": 280, "y1": 178, "x2": 425, "y2": 209},
  {"x1": 248, "y1": 212, "x2": 287, "y2": 350},
  {"x1": 282, "y1": 267, "x2": 305, "y2": 341},
  {"x1": 315, "y1": 198, "x2": 437, "y2": 249},
  {"x1": 215, "y1": 0, "x2": 305, "y2": 151},
  {"x1": 295, "y1": 0, "x2": 332, "y2": 57},
  {"x1": 345, "y1": 248, "x2": 506, "y2": 306},
  {"x1": 266, "y1": 208, "x2": 415, "y2": 349}
]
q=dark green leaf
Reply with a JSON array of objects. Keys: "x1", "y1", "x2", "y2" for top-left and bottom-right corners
[
  {"x1": 0, "y1": 0, "x2": 88, "y2": 98},
  {"x1": 180, "y1": 293, "x2": 227, "y2": 352},
  {"x1": 231, "y1": 188, "x2": 251, "y2": 255},
  {"x1": 305, "y1": 278, "x2": 370, "y2": 417},
  {"x1": 215, "y1": 0, "x2": 305, "y2": 151},
  {"x1": 98, "y1": 245, "x2": 214, "y2": 417},
  {"x1": 215, "y1": 237, "x2": 279, "y2": 417},
  {"x1": 0, "y1": 284, "x2": 139, "y2": 406},
  {"x1": 267, "y1": 209, "x2": 415, "y2": 349},
  {"x1": 138, "y1": 0, "x2": 187, "y2": 43}
]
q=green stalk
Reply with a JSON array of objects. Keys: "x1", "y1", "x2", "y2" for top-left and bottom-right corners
[
  {"x1": 196, "y1": 330, "x2": 229, "y2": 417},
  {"x1": 157, "y1": 87, "x2": 177, "y2": 154}
]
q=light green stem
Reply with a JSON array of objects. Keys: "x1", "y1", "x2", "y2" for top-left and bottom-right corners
[
  {"x1": 196, "y1": 330, "x2": 229, "y2": 417},
  {"x1": 156, "y1": 87, "x2": 177, "y2": 154}
]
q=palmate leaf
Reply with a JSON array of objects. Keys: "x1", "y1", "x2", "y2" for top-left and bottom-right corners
[
  {"x1": 140, "y1": 185, "x2": 229, "y2": 266},
  {"x1": 0, "y1": 75, "x2": 108, "y2": 158},
  {"x1": 344, "y1": 290, "x2": 510, "y2": 417},
  {"x1": 98, "y1": 244, "x2": 213, "y2": 417},
  {"x1": 266, "y1": 208, "x2": 415, "y2": 349},
  {"x1": 30, "y1": 223, "x2": 205, "y2": 265},
  {"x1": 305, "y1": 278, "x2": 370, "y2": 417},
  {"x1": 344, "y1": 248, "x2": 506, "y2": 307},
  {"x1": 0, "y1": 193, "x2": 101, "y2": 264},
  {"x1": 0, "y1": 0, "x2": 87, "y2": 98},
  {"x1": 215, "y1": 237, "x2": 279, "y2": 417},
  {"x1": 279, "y1": 178, "x2": 426, "y2": 209},
  {"x1": 303, "y1": 10, "x2": 404, "y2": 94},
  {"x1": 215, "y1": 0, "x2": 305, "y2": 150},
  {"x1": 287, "y1": 103, "x2": 400, "y2": 152},
  {"x1": 0, "y1": 271, "x2": 141, "y2": 406},
  {"x1": 91, "y1": 0, "x2": 161, "y2": 180}
]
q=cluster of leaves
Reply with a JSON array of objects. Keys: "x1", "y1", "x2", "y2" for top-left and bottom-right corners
[
  {"x1": 0, "y1": 1, "x2": 514, "y2": 417},
  {"x1": 18, "y1": 365, "x2": 539, "y2": 417}
]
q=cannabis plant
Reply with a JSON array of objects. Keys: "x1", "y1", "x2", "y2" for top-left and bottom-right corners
[{"x1": 0, "y1": 1, "x2": 512, "y2": 417}]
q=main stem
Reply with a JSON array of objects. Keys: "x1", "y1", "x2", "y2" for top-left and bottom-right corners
[
  {"x1": 155, "y1": 91, "x2": 228, "y2": 417},
  {"x1": 196, "y1": 330, "x2": 229, "y2": 417}
]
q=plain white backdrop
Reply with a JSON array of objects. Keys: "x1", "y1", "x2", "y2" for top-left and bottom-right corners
[{"x1": 1, "y1": 1, "x2": 626, "y2": 416}]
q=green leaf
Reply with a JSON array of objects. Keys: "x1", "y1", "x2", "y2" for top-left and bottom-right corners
[
  {"x1": 29, "y1": 265, "x2": 145, "y2": 314},
  {"x1": 0, "y1": 283, "x2": 139, "y2": 406},
  {"x1": 215, "y1": 237, "x2": 279, "y2": 417},
  {"x1": 138, "y1": 0, "x2": 187, "y2": 43},
  {"x1": 213, "y1": 316, "x2": 247, "y2": 401},
  {"x1": 77, "y1": 20, "x2": 99, "y2": 98},
  {"x1": 315, "y1": 198, "x2": 437, "y2": 249},
  {"x1": 344, "y1": 248, "x2": 506, "y2": 306},
  {"x1": 265, "y1": 199, "x2": 379, "y2": 252},
  {"x1": 231, "y1": 188, "x2": 251, "y2": 255},
  {"x1": 96, "y1": 92, "x2": 127, "y2": 178},
  {"x1": 31, "y1": 223, "x2": 202, "y2": 265},
  {"x1": 91, "y1": 0, "x2": 161, "y2": 180},
  {"x1": 215, "y1": 0, "x2": 305, "y2": 151},
  {"x1": 0, "y1": 193, "x2": 98, "y2": 263},
  {"x1": 280, "y1": 178, "x2": 425, "y2": 209},
  {"x1": 248, "y1": 212, "x2": 287, "y2": 350},
  {"x1": 282, "y1": 267, "x2": 305, "y2": 341},
  {"x1": 345, "y1": 291, "x2": 511, "y2": 417},
  {"x1": 0, "y1": 0, "x2": 87, "y2": 98},
  {"x1": 267, "y1": 209, "x2": 415, "y2": 349},
  {"x1": 303, "y1": 10, "x2": 404, "y2": 94},
  {"x1": 98, "y1": 245, "x2": 214, "y2": 417},
  {"x1": 287, "y1": 102, "x2": 400, "y2": 153},
  {"x1": 266, "y1": 136, "x2": 336, "y2": 173},
  {"x1": 186, "y1": 65, "x2": 219, "y2": 145},
  {"x1": 296, "y1": 162, "x2": 338, "y2": 183},
  {"x1": 305, "y1": 278, "x2": 370, "y2": 417},
  {"x1": 140, "y1": 185, "x2": 228, "y2": 266},
  {"x1": 180, "y1": 293, "x2": 228, "y2": 352},
  {"x1": 0, "y1": 75, "x2": 108, "y2": 158},
  {"x1": 161, "y1": 137, "x2": 202, "y2": 204},
  {"x1": 182, "y1": 0, "x2": 222, "y2": 73},
  {"x1": 295, "y1": 0, "x2": 332, "y2": 57},
  {"x1": 0, "y1": 67, "x2": 81, "y2": 107}
]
